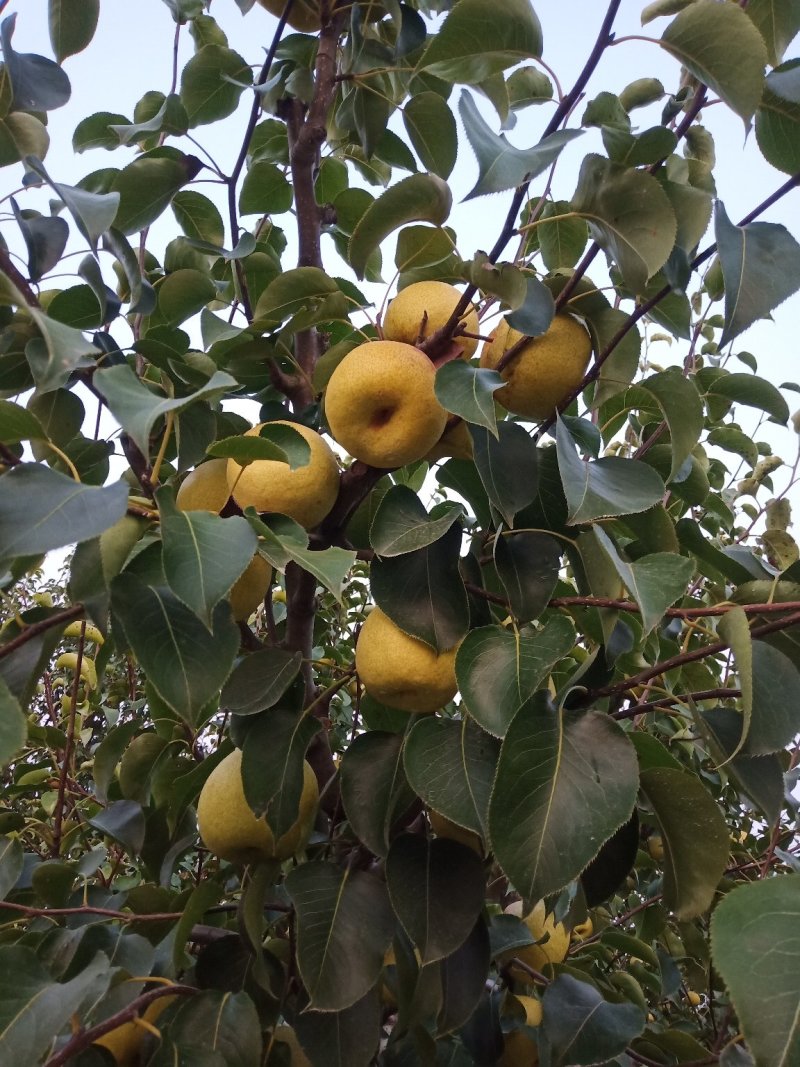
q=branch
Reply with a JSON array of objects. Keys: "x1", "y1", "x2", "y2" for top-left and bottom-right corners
[
  {"x1": 43, "y1": 985, "x2": 197, "y2": 1067},
  {"x1": 613, "y1": 688, "x2": 742, "y2": 719},
  {"x1": 0, "y1": 243, "x2": 40, "y2": 307},
  {"x1": 50, "y1": 621, "x2": 86, "y2": 857},
  {"x1": 0, "y1": 604, "x2": 84, "y2": 663}
]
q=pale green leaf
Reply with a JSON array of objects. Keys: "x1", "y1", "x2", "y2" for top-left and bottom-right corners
[
  {"x1": 718, "y1": 606, "x2": 753, "y2": 762},
  {"x1": 418, "y1": 0, "x2": 542, "y2": 83}
]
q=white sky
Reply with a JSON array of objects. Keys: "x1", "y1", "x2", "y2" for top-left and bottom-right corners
[{"x1": 4, "y1": 0, "x2": 800, "y2": 499}]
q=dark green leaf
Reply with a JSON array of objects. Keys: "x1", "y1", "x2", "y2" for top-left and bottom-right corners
[
  {"x1": 349, "y1": 173, "x2": 452, "y2": 279},
  {"x1": 94, "y1": 364, "x2": 236, "y2": 456},
  {"x1": 48, "y1": 0, "x2": 99, "y2": 60},
  {"x1": 370, "y1": 485, "x2": 463, "y2": 557},
  {"x1": 239, "y1": 161, "x2": 293, "y2": 215},
  {"x1": 102, "y1": 227, "x2": 157, "y2": 315},
  {"x1": 395, "y1": 225, "x2": 456, "y2": 272},
  {"x1": 24, "y1": 308, "x2": 98, "y2": 393},
  {"x1": 111, "y1": 575, "x2": 239, "y2": 726},
  {"x1": 469, "y1": 422, "x2": 539, "y2": 527},
  {"x1": 172, "y1": 190, "x2": 224, "y2": 245},
  {"x1": 294, "y1": 991, "x2": 382, "y2": 1067},
  {"x1": 756, "y1": 80, "x2": 800, "y2": 175},
  {"x1": 87, "y1": 799, "x2": 145, "y2": 854},
  {"x1": 456, "y1": 616, "x2": 576, "y2": 737},
  {"x1": 0, "y1": 400, "x2": 44, "y2": 444},
  {"x1": 556, "y1": 418, "x2": 666, "y2": 523},
  {"x1": 111, "y1": 149, "x2": 202, "y2": 235},
  {"x1": 10, "y1": 202, "x2": 68, "y2": 283},
  {"x1": 26, "y1": 158, "x2": 119, "y2": 248},
  {"x1": 489, "y1": 696, "x2": 639, "y2": 904},
  {"x1": 590, "y1": 306, "x2": 643, "y2": 408},
  {"x1": 371, "y1": 522, "x2": 469, "y2": 651},
  {"x1": 748, "y1": 640, "x2": 800, "y2": 754},
  {"x1": 541, "y1": 974, "x2": 645, "y2": 1066},
  {"x1": 252, "y1": 266, "x2": 340, "y2": 326},
  {"x1": 715, "y1": 201, "x2": 800, "y2": 348},
  {"x1": 746, "y1": 0, "x2": 800, "y2": 65},
  {"x1": 340, "y1": 731, "x2": 417, "y2": 857},
  {"x1": 387, "y1": 835, "x2": 485, "y2": 963},
  {"x1": 706, "y1": 369, "x2": 790, "y2": 424},
  {"x1": 506, "y1": 275, "x2": 555, "y2": 336},
  {"x1": 0, "y1": 836, "x2": 23, "y2": 901},
  {"x1": 538, "y1": 200, "x2": 589, "y2": 271},
  {"x1": 640, "y1": 767, "x2": 729, "y2": 919},
  {"x1": 286, "y1": 862, "x2": 395, "y2": 1011},
  {"x1": 701, "y1": 707, "x2": 784, "y2": 827},
  {"x1": 157, "y1": 990, "x2": 262, "y2": 1067},
  {"x1": 459, "y1": 91, "x2": 582, "y2": 200},
  {"x1": 0, "y1": 464, "x2": 127, "y2": 568},
  {"x1": 403, "y1": 93, "x2": 458, "y2": 179},
  {"x1": 221, "y1": 648, "x2": 302, "y2": 717},
  {"x1": 208, "y1": 424, "x2": 311, "y2": 468},
  {"x1": 72, "y1": 111, "x2": 130, "y2": 152},
  {"x1": 241, "y1": 708, "x2": 321, "y2": 836},
  {"x1": 403, "y1": 716, "x2": 499, "y2": 839},
  {"x1": 418, "y1": 0, "x2": 542, "y2": 83},
  {"x1": 638, "y1": 367, "x2": 704, "y2": 482},
  {"x1": 711, "y1": 875, "x2": 800, "y2": 1066},
  {"x1": 0, "y1": 677, "x2": 25, "y2": 770},
  {"x1": 1, "y1": 14, "x2": 71, "y2": 112},
  {"x1": 571, "y1": 154, "x2": 677, "y2": 293},
  {"x1": 660, "y1": 0, "x2": 768, "y2": 122},
  {"x1": 494, "y1": 532, "x2": 561, "y2": 623}
]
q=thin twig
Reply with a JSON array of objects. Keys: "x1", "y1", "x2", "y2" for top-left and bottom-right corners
[{"x1": 0, "y1": 604, "x2": 84, "y2": 663}]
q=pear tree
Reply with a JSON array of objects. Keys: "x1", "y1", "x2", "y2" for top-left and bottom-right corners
[{"x1": 1, "y1": 0, "x2": 800, "y2": 1064}]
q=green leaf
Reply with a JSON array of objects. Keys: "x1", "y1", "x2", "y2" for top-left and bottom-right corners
[
  {"x1": 340, "y1": 731, "x2": 417, "y2": 857},
  {"x1": 459, "y1": 91, "x2": 582, "y2": 200},
  {"x1": 403, "y1": 716, "x2": 499, "y2": 839},
  {"x1": 660, "y1": 0, "x2": 768, "y2": 123},
  {"x1": 72, "y1": 110, "x2": 130, "y2": 152},
  {"x1": 241, "y1": 708, "x2": 321, "y2": 836},
  {"x1": 705, "y1": 370, "x2": 790, "y2": 425},
  {"x1": 25, "y1": 308, "x2": 98, "y2": 393},
  {"x1": 180, "y1": 44, "x2": 252, "y2": 126},
  {"x1": 11, "y1": 201, "x2": 68, "y2": 284},
  {"x1": 638, "y1": 367, "x2": 704, "y2": 482},
  {"x1": 746, "y1": 0, "x2": 800, "y2": 65},
  {"x1": 157, "y1": 990, "x2": 262, "y2": 1067},
  {"x1": 94, "y1": 364, "x2": 236, "y2": 456},
  {"x1": 571, "y1": 154, "x2": 677, "y2": 293},
  {"x1": 748, "y1": 640, "x2": 800, "y2": 754},
  {"x1": 370, "y1": 485, "x2": 463, "y2": 557},
  {"x1": 157, "y1": 267, "x2": 216, "y2": 326},
  {"x1": 0, "y1": 836, "x2": 23, "y2": 901},
  {"x1": 1, "y1": 16, "x2": 71, "y2": 112},
  {"x1": 249, "y1": 514, "x2": 356, "y2": 602},
  {"x1": 418, "y1": 0, "x2": 542, "y2": 83},
  {"x1": 208, "y1": 424, "x2": 312, "y2": 468},
  {"x1": 403, "y1": 93, "x2": 458, "y2": 179},
  {"x1": 0, "y1": 113, "x2": 49, "y2": 167},
  {"x1": 111, "y1": 574, "x2": 240, "y2": 726},
  {"x1": 371, "y1": 522, "x2": 469, "y2": 652},
  {"x1": 102, "y1": 227, "x2": 156, "y2": 315},
  {"x1": 714, "y1": 200, "x2": 800, "y2": 348},
  {"x1": 0, "y1": 947, "x2": 109, "y2": 1065},
  {"x1": 756, "y1": 80, "x2": 800, "y2": 175},
  {"x1": 395, "y1": 225, "x2": 455, "y2": 272},
  {"x1": 434, "y1": 363, "x2": 502, "y2": 438},
  {"x1": 252, "y1": 266, "x2": 340, "y2": 326},
  {"x1": 26, "y1": 158, "x2": 119, "y2": 248},
  {"x1": 111, "y1": 149, "x2": 202, "y2": 235},
  {"x1": 712, "y1": 875, "x2": 800, "y2": 1067},
  {"x1": 717, "y1": 607, "x2": 753, "y2": 761},
  {"x1": 541, "y1": 975, "x2": 645, "y2": 1066},
  {"x1": 49, "y1": 0, "x2": 99, "y2": 61},
  {"x1": 386, "y1": 835, "x2": 485, "y2": 963},
  {"x1": 494, "y1": 532, "x2": 562, "y2": 624},
  {"x1": 538, "y1": 200, "x2": 589, "y2": 271},
  {"x1": 639, "y1": 767, "x2": 729, "y2": 919},
  {"x1": 0, "y1": 400, "x2": 44, "y2": 444},
  {"x1": 701, "y1": 707, "x2": 784, "y2": 827},
  {"x1": 172, "y1": 190, "x2": 225, "y2": 246},
  {"x1": 556, "y1": 418, "x2": 666, "y2": 524},
  {"x1": 286, "y1": 862, "x2": 395, "y2": 1012},
  {"x1": 0, "y1": 464, "x2": 127, "y2": 568},
  {"x1": 506, "y1": 275, "x2": 556, "y2": 336},
  {"x1": 221, "y1": 648, "x2": 302, "y2": 717},
  {"x1": 239, "y1": 161, "x2": 293, "y2": 215},
  {"x1": 469, "y1": 422, "x2": 539, "y2": 527},
  {"x1": 706, "y1": 425, "x2": 759, "y2": 469},
  {"x1": 641, "y1": 0, "x2": 699, "y2": 25},
  {"x1": 489, "y1": 696, "x2": 639, "y2": 905},
  {"x1": 456, "y1": 616, "x2": 576, "y2": 737},
  {"x1": 590, "y1": 306, "x2": 643, "y2": 408},
  {"x1": 0, "y1": 677, "x2": 26, "y2": 770},
  {"x1": 594, "y1": 528, "x2": 694, "y2": 634},
  {"x1": 158, "y1": 489, "x2": 257, "y2": 627}
]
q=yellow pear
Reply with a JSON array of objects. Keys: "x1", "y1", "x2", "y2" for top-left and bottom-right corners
[
  {"x1": 93, "y1": 993, "x2": 176, "y2": 1066},
  {"x1": 383, "y1": 281, "x2": 480, "y2": 359},
  {"x1": 227, "y1": 421, "x2": 340, "y2": 529},
  {"x1": 428, "y1": 809, "x2": 483, "y2": 855},
  {"x1": 355, "y1": 607, "x2": 459, "y2": 713},
  {"x1": 424, "y1": 419, "x2": 474, "y2": 463},
  {"x1": 228, "y1": 553, "x2": 272, "y2": 622},
  {"x1": 197, "y1": 749, "x2": 318, "y2": 864},
  {"x1": 479, "y1": 314, "x2": 592, "y2": 421},
  {"x1": 324, "y1": 340, "x2": 448, "y2": 468},
  {"x1": 176, "y1": 458, "x2": 231, "y2": 513},
  {"x1": 571, "y1": 916, "x2": 594, "y2": 942},
  {"x1": 498, "y1": 900, "x2": 570, "y2": 979},
  {"x1": 272, "y1": 1024, "x2": 312, "y2": 1066}
]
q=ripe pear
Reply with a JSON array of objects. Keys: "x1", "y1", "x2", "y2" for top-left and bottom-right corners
[
  {"x1": 355, "y1": 607, "x2": 459, "y2": 713},
  {"x1": 428, "y1": 809, "x2": 483, "y2": 854},
  {"x1": 480, "y1": 314, "x2": 592, "y2": 420},
  {"x1": 271, "y1": 1025, "x2": 312, "y2": 1066},
  {"x1": 227, "y1": 421, "x2": 340, "y2": 529},
  {"x1": 383, "y1": 281, "x2": 480, "y2": 359},
  {"x1": 424, "y1": 419, "x2": 474, "y2": 463},
  {"x1": 228, "y1": 553, "x2": 272, "y2": 622},
  {"x1": 324, "y1": 340, "x2": 448, "y2": 468},
  {"x1": 498, "y1": 900, "x2": 570, "y2": 979},
  {"x1": 176, "y1": 458, "x2": 231, "y2": 513},
  {"x1": 499, "y1": 995, "x2": 542, "y2": 1066},
  {"x1": 197, "y1": 749, "x2": 318, "y2": 864},
  {"x1": 93, "y1": 992, "x2": 177, "y2": 1066}
]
